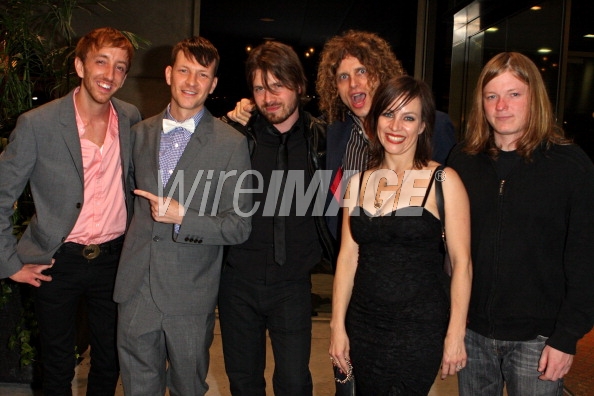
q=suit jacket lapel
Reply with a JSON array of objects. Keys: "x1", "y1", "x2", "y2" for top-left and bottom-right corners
[
  {"x1": 113, "y1": 100, "x2": 131, "y2": 180},
  {"x1": 58, "y1": 91, "x2": 84, "y2": 183},
  {"x1": 174, "y1": 110, "x2": 213, "y2": 172},
  {"x1": 150, "y1": 111, "x2": 166, "y2": 188},
  {"x1": 327, "y1": 117, "x2": 352, "y2": 174}
]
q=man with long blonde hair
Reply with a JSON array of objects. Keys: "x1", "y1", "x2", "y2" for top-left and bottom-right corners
[{"x1": 448, "y1": 51, "x2": 594, "y2": 396}]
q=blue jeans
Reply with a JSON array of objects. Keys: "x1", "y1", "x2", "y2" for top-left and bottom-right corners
[{"x1": 458, "y1": 329, "x2": 564, "y2": 396}]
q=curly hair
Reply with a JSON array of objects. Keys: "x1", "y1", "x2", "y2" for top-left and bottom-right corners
[
  {"x1": 316, "y1": 30, "x2": 405, "y2": 124},
  {"x1": 464, "y1": 52, "x2": 569, "y2": 159},
  {"x1": 365, "y1": 76, "x2": 435, "y2": 170}
]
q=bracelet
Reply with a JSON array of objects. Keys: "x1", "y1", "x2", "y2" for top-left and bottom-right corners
[{"x1": 334, "y1": 358, "x2": 354, "y2": 384}]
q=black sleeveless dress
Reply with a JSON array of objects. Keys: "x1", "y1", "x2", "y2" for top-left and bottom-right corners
[{"x1": 346, "y1": 174, "x2": 451, "y2": 395}]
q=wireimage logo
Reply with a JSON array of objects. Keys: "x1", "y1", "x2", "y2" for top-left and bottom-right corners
[{"x1": 153, "y1": 169, "x2": 438, "y2": 218}]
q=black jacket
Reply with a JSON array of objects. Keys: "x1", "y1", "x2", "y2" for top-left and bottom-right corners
[
  {"x1": 448, "y1": 143, "x2": 594, "y2": 354},
  {"x1": 222, "y1": 109, "x2": 336, "y2": 265}
]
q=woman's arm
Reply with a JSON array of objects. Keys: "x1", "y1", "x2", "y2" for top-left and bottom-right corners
[
  {"x1": 440, "y1": 166, "x2": 472, "y2": 379},
  {"x1": 329, "y1": 174, "x2": 361, "y2": 375}
]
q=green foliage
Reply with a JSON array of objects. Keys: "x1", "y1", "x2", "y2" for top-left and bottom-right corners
[
  {"x1": 0, "y1": 0, "x2": 150, "y2": 130},
  {"x1": 7, "y1": 289, "x2": 38, "y2": 367},
  {"x1": 1, "y1": 0, "x2": 76, "y2": 127},
  {"x1": 0, "y1": 280, "x2": 14, "y2": 308}
]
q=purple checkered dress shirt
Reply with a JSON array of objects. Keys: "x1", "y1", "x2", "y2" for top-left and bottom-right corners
[{"x1": 159, "y1": 106, "x2": 204, "y2": 233}]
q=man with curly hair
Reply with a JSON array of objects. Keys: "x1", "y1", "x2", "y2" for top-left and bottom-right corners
[
  {"x1": 226, "y1": 31, "x2": 456, "y2": 246},
  {"x1": 317, "y1": 30, "x2": 456, "y2": 241}
]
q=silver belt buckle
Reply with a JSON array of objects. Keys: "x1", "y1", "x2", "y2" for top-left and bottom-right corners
[{"x1": 82, "y1": 244, "x2": 100, "y2": 259}]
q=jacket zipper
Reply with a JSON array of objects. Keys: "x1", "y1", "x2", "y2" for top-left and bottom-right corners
[
  {"x1": 487, "y1": 179, "x2": 506, "y2": 337},
  {"x1": 499, "y1": 180, "x2": 506, "y2": 195}
]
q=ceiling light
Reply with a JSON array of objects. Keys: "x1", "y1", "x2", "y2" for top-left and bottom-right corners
[
  {"x1": 584, "y1": 34, "x2": 594, "y2": 38},
  {"x1": 531, "y1": 6, "x2": 542, "y2": 10},
  {"x1": 486, "y1": 27, "x2": 499, "y2": 33},
  {"x1": 537, "y1": 48, "x2": 552, "y2": 54}
]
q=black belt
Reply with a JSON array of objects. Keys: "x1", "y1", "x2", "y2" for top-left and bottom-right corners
[{"x1": 60, "y1": 235, "x2": 125, "y2": 260}]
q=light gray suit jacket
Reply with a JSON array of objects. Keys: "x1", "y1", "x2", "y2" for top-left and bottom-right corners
[
  {"x1": 113, "y1": 108, "x2": 252, "y2": 315},
  {"x1": 0, "y1": 90, "x2": 141, "y2": 279}
]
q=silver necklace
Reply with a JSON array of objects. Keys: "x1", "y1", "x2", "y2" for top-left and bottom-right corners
[{"x1": 373, "y1": 168, "x2": 412, "y2": 216}]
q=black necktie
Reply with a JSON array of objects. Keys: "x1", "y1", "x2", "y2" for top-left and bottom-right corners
[{"x1": 274, "y1": 132, "x2": 289, "y2": 266}]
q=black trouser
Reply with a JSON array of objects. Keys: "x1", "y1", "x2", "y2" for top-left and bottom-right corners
[
  {"x1": 35, "y1": 237, "x2": 122, "y2": 396},
  {"x1": 218, "y1": 265, "x2": 313, "y2": 396}
]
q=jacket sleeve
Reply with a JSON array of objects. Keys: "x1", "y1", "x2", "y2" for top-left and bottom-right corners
[
  {"x1": 176, "y1": 136, "x2": 252, "y2": 246},
  {"x1": 432, "y1": 111, "x2": 457, "y2": 164},
  {"x1": 0, "y1": 115, "x2": 37, "y2": 278},
  {"x1": 546, "y1": 150, "x2": 594, "y2": 354}
]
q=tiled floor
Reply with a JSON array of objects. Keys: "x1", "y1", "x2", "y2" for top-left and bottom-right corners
[
  {"x1": 0, "y1": 319, "x2": 458, "y2": 396},
  {"x1": 0, "y1": 274, "x2": 591, "y2": 395},
  {"x1": 563, "y1": 329, "x2": 594, "y2": 396}
]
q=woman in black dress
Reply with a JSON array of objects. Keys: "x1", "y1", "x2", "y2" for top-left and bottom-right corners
[{"x1": 329, "y1": 76, "x2": 472, "y2": 395}]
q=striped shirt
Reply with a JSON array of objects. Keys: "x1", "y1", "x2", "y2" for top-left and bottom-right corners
[{"x1": 342, "y1": 113, "x2": 369, "y2": 179}]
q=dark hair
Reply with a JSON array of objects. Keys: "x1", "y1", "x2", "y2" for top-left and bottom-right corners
[
  {"x1": 245, "y1": 41, "x2": 307, "y2": 100},
  {"x1": 171, "y1": 36, "x2": 220, "y2": 75},
  {"x1": 316, "y1": 30, "x2": 405, "y2": 123},
  {"x1": 464, "y1": 52, "x2": 569, "y2": 158},
  {"x1": 366, "y1": 76, "x2": 435, "y2": 170},
  {"x1": 75, "y1": 27, "x2": 134, "y2": 71}
]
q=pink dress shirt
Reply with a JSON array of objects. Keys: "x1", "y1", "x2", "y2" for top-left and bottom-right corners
[{"x1": 66, "y1": 87, "x2": 126, "y2": 245}]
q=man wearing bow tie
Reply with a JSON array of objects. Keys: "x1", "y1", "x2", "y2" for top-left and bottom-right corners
[{"x1": 114, "y1": 36, "x2": 252, "y2": 395}]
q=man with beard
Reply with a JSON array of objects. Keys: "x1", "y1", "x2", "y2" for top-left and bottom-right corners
[
  {"x1": 218, "y1": 41, "x2": 334, "y2": 395},
  {"x1": 227, "y1": 30, "x2": 457, "y2": 248}
]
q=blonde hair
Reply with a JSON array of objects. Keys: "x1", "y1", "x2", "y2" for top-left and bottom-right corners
[{"x1": 464, "y1": 52, "x2": 569, "y2": 158}]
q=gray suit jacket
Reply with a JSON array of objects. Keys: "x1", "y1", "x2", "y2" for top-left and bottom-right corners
[
  {"x1": 113, "y1": 109, "x2": 252, "y2": 316},
  {"x1": 0, "y1": 90, "x2": 141, "y2": 279}
]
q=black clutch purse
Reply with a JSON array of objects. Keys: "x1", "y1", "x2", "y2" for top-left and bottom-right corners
[{"x1": 333, "y1": 360, "x2": 355, "y2": 396}]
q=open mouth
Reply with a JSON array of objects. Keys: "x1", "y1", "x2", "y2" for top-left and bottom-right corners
[
  {"x1": 351, "y1": 93, "x2": 366, "y2": 106},
  {"x1": 266, "y1": 104, "x2": 281, "y2": 112},
  {"x1": 98, "y1": 82, "x2": 112, "y2": 90},
  {"x1": 386, "y1": 134, "x2": 405, "y2": 143}
]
